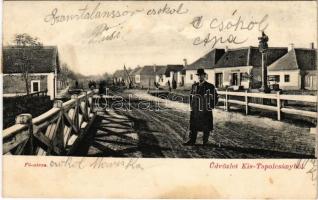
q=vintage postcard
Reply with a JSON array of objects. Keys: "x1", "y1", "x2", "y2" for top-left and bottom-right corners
[{"x1": 1, "y1": 0, "x2": 317, "y2": 198}]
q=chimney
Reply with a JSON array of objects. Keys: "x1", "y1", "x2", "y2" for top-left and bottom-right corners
[
  {"x1": 310, "y1": 42, "x2": 314, "y2": 49},
  {"x1": 288, "y1": 43, "x2": 294, "y2": 51},
  {"x1": 183, "y1": 58, "x2": 188, "y2": 67}
]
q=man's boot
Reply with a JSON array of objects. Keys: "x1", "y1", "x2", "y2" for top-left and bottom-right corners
[
  {"x1": 203, "y1": 131, "x2": 210, "y2": 145},
  {"x1": 183, "y1": 130, "x2": 197, "y2": 146}
]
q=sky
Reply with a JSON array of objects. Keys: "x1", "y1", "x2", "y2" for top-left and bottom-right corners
[{"x1": 3, "y1": 1, "x2": 317, "y2": 75}]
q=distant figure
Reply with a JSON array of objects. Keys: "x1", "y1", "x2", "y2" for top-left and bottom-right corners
[
  {"x1": 75, "y1": 80, "x2": 79, "y2": 89},
  {"x1": 172, "y1": 79, "x2": 177, "y2": 89},
  {"x1": 88, "y1": 81, "x2": 92, "y2": 89},
  {"x1": 88, "y1": 80, "x2": 96, "y2": 90},
  {"x1": 184, "y1": 68, "x2": 218, "y2": 146},
  {"x1": 167, "y1": 80, "x2": 171, "y2": 92},
  {"x1": 93, "y1": 81, "x2": 96, "y2": 88},
  {"x1": 99, "y1": 80, "x2": 106, "y2": 95}
]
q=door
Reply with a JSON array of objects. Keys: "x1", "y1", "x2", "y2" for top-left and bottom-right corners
[
  {"x1": 232, "y1": 73, "x2": 238, "y2": 85},
  {"x1": 173, "y1": 72, "x2": 178, "y2": 88},
  {"x1": 215, "y1": 73, "x2": 223, "y2": 88},
  {"x1": 31, "y1": 80, "x2": 40, "y2": 93}
]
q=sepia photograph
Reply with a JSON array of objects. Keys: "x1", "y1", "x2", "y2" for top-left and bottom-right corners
[
  {"x1": 2, "y1": 0, "x2": 317, "y2": 159},
  {"x1": 1, "y1": 0, "x2": 317, "y2": 198}
]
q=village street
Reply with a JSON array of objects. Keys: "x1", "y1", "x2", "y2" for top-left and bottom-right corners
[{"x1": 75, "y1": 89, "x2": 316, "y2": 158}]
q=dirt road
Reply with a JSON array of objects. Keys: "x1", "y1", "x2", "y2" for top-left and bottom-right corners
[{"x1": 76, "y1": 89, "x2": 315, "y2": 158}]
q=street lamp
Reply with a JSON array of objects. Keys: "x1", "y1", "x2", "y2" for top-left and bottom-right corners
[{"x1": 258, "y1": 31, "x2": 270, "y2": 93}]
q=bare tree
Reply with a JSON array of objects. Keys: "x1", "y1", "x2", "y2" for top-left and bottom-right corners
[
  {"x1": 13, "y1": 33, "x2": 43, "y2": 95},
  {"x1": 59, "y1": 62, "x2": 78, "y2": 88}
]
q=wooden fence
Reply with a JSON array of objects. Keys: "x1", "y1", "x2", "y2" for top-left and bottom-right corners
[
  {"x1": 218, "y1": 90, "x2": 317, "y2": 121},
  {"x1": 26, "y1": 90, "x2": 48, "y2": 97},
  {"x1": 3, "y1": 90, "x2": 48, "y2": 98},
  {"x1": 3, "y1": 91, "x2": 96, "y2": 155}
]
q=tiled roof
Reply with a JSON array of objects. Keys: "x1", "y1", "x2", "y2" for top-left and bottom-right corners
[
  {"x1": 186, "y1": 49, "x2": 225, "y2": 70},
  {"x1": 165, "y1": 65, "x2": 184, "y2": 77},
  {"x1": 214, "y1": 47, "x2": 288, "y2": 68},
  {"x1": 268, "y1": 48, "x2": 317, "y2": 71},
  {"x1": 214, "y1": 48, "x2": 248, "y2": 68},
  {"x1": 3, "y1": 46, "x2": 60, "y2": 73},
  {"x1": 139, "y1": 65, "x2": 174, "y2": 75},
  {"x1": 129, "y1": 67, "x2": 142, "y2": 76},
  {"x1": 155, "y1": 66, "x2": 167, "y2": 75},
  {"x1": 140, "y1": 65, "x2": 157, "y2": 75},
  {"x1": 294, "y1": 49, "x2": 317, "y2": 70}
]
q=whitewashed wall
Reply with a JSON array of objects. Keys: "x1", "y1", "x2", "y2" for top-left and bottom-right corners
[
  {"x1": 47, "y1": 73, "x2": 55, "y2": 100},
  {"x1": 268, "y1": 70, "x2": 300, "y2": 89}
]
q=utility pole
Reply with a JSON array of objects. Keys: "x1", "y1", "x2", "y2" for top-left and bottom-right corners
[{"x1": 258, "y1": 31, "x2": 270, "y2": 93}]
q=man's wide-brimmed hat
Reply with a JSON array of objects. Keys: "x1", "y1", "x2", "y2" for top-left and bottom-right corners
[{"x1": 196, "y1": 68, "x2": 206, "y2": 75}]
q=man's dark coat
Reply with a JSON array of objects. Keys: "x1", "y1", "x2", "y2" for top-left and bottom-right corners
[{"x1": 189, "y1": 81, "x2": 218, "y2": 132}]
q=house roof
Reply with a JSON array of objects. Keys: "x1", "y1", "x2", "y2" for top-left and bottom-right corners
[
  {"x1": 268, "y1": 48, "x2": 317, "y2": 71},
  {"x1": 186, "y1": 48, "x2": 225, "y2": 70},
  {"x1": 155, "y1": 66, "x2": 167, "y2": 75},
  {"x1": 138, "y1": 65, "x2": 183, "y2": 76},
  {"x1": 129, "y1": 67, "x2": 142, "y2": 76},
  {"x1": 133, "y1": 68, "x2": 143, "y2": 75},
  {"x1": 113, "y1": 69, "x2": 126, "y2": 77},
  {"x1": 2, "y1": 46, "x2": 60, "y2": 74},
  {"x1": 294, "y1": 49, "x2": 316, "y2": 70},
  {"x1": 139, "y1": 65, "x2": 169, "y2": 75},
  {"x1": 214, "y1": 47, "x2": 288, "y2": 68},
  {"x1": 165, "y1": 65, "x2": 184, "y2": 77}
]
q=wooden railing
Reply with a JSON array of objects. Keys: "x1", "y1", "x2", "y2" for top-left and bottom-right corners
[
  {"x1": 27, "y1": 90, "x2": 48, "y2": 97},
  {"x1": 3, "y1": 90, "x2": 48, "y2": 98},
  {"x1": 3, "y1": 91, "x2": 96, "y2": 155},
  {"x1": 218, "y1": 90, "x2": 317, "y2": 121}
]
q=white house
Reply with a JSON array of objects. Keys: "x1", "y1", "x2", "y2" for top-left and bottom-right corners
[
  {"x1": 155, "y1": 65, "x2": 168, "y2": 86},
  {"x1": 185, "y1": 49, "x2": 225, "y2": 87},
  {"x1": 213, "y1": 47, "x2": 288, "y2": 89},
  {"x1": 268, "y1": 46, "x2": 317, "y2": 90},
  {"x1": 3, "y1": 46, "x2": 60, "y2": 100},
  {"x1": 129, "y1": 66, "x2": 142, "y2": 85},
  {"x1": 154, "y1": 65, "x2": 184, "y2": 88}
]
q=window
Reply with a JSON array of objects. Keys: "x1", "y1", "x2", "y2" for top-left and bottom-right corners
[
  {"x1": 274, "y1": 75, "x2": 280, "y2": 82},
  {"x1": 241, "y1": 72, "x2": 250, "y2": 81},
  {"x1": 31, "y1": 80, "x2": 40, "y2": 93},
  {"x1": 268, "y1": 75, "x2": 280, "y2": 82},
  {"x1": 190, "y1": 74, "x2": 193, "y2": 80},
  {"x1": 135, "y1": 75, "x2": 140, "y2": 83},
  {"x1": 284, "y1": 75, "x2": 290, "y2": 82}
]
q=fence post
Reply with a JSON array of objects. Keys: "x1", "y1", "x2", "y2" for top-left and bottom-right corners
[
  {"x1": 225, "y1": 90, "x2": 229, "y2": 111},
  {"x1": 245, "y1": 90, "x2": 249, "y2": 115},
  {"x1": 53, "y1": 100, "x2": 65, "y2": 154},
  {"x1": 277, "y1": 91, "x2": 281, "y2": 121},
  {"x1": 15, "y1": 114, "x2": 33, "y2": 155},
  {"x1": 88, "y1": 95, "x2": 94, "y2": 114},
  {"x1": 71, "y1": 94, "x2": 79, "y2": 133},
  {"x1": 83, "y1": 91, "x2": 89, "y2": 120}
]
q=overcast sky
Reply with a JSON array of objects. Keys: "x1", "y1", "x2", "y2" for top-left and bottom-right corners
[{"x1": 3, "y1": 1, "x2": 317, "y2": 75}]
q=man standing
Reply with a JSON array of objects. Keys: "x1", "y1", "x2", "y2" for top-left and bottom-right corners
[
  {"x1": 184, "y1": 68, "x2": 218, "y2": 145},
  {"x1": 167, "y1": 80, "x2": 171, "y2": 92}
]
